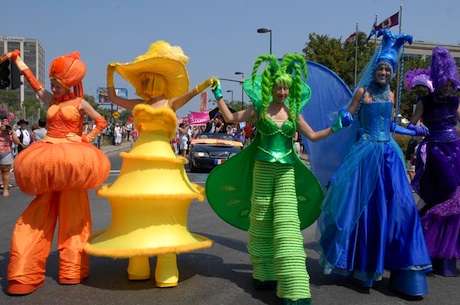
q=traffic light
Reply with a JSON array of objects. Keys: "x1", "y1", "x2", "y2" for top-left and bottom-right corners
[
  {"x1": 0, "y1": 59, "x2": 22, "y2": 90},
  {"x1": 0, "y1": 59, "x2": 11, "y2": 89},
  {"x1": 10, "y1": 62, "x2": 21, "y2": 89}
]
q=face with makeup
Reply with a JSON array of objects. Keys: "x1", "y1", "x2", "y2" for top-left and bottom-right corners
[
  {"x1": 50, "y1": 78, "x2": 70, "y2": 99},
  {"x1": 439, "y1": 80, "x2": 455, "y2": 96},
  {"x1": 374, "y1": 63, "x2": 392, "y2": 85},
  {"x1": 272, "y1": 82, "x2": 290, "y2": 104}
]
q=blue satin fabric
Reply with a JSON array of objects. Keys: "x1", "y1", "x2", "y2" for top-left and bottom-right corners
[{"x1": 318, "y1": 102, "x2": 431, "y2": 282}]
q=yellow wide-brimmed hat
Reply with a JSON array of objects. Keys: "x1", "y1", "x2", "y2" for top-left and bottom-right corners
[{"x1": 114, "y1": 40, "x2": 190, "y2": 99}]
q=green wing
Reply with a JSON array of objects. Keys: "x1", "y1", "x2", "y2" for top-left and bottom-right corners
[{"x1": 205, "y1": 134, "x2": 324, "y2": 231}]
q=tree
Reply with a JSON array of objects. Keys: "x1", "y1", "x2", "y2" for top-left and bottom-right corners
[
  {"x1": 303, "y1": 32, "x2": 376, "y2": 90},
  {"x1": 0, "y1": 89, "x2": 20, "y2": 112},
  {"x1": 22, "y1": 97, "x2": 46, "y2": 119}
]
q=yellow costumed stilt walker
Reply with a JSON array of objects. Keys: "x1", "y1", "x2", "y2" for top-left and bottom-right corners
[{"x1": 84, "y1": 41, "x2": 214, "y2": 287}]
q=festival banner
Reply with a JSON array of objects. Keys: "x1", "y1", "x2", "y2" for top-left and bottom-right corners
[
  {"x1": 188, "y1": 111, "x2": 210, "y2": 126},
  {"x1": 177, "y1": 116, "x2": 189, "y2": 125},
  {"x1": 96, "y1": 87, "x2": 128, "y2": 103}
]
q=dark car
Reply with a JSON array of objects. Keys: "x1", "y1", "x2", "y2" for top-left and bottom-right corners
[{"x1": 188, "y1": 132, "x2": 243, "y2": 173}]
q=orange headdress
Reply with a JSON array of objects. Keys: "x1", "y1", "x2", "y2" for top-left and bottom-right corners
[{"x1": 49, "y1": 51, "x2": 86, "y2": 98}]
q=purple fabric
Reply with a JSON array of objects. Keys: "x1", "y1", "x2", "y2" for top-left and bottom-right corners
[
  {"x1": 420, "y1": 187, "x2": 460, "y2": 258},
  {"x1": 411, "y1": 93, "x2": 460, "y2": 259}
]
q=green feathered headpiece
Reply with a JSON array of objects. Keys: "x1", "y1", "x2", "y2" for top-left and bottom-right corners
[{"x1": 243, "y1": 54, "x2": 312, "y2": 119}]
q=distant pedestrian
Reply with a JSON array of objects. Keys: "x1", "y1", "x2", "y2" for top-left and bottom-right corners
[
  {"x1": 0, "y1": 113, "x2": 21, "y2": 197},
  {"x1": 33, "y1": 118, "x2": 47, "y2": 141},
  {"x1": 114, "y1": 124, "x2": 122, "y2": 145},
  {"x1": 15, "y1": 119, "x2": 30, "y2": 153}
]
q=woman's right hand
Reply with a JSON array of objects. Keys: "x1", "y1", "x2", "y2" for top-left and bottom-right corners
[
  {"x1": 107, "y1": 62, "x2": 118, "y2": 73},
  {"x1": 107, "y1": 62, "x2": 119, "y2": 88},
  {"x1": 211, "y1": 79, "x2": 223, "y2": 100}
]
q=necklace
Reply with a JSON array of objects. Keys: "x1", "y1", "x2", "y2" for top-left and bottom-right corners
[
  {"x1": 367, "y1": 81, "x2": 390, "y2": 101},
  {"x1": 56, "y1": 92, "x2": 75, "y2": 102}
]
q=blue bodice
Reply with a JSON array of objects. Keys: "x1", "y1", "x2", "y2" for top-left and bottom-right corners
[{"x1": 359, "y1": 102, "x2": 392, "y2": 142}]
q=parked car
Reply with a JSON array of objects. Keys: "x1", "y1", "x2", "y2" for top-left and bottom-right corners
[{"x1": 188, "y1": 132, "x2": 243, "y2": 173}]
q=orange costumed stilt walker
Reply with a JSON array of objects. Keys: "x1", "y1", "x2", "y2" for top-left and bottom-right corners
[
  {"x1": 84, "y1": 41, "x2": 214, "y2": 287},
  {"x1": 3, "y1": 50, "x2": 110, "y2": 295}
]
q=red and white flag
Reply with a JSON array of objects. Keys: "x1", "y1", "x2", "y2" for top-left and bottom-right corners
[
  {"x1": 199, "y1": 92, "x2": 207, "y2": 113},
  {"x1": 344, "y1": 32, "x2": 357, "y2": 45},
  {"x1": 375, "y1": 11, "x2": 399, "y2": 31}
]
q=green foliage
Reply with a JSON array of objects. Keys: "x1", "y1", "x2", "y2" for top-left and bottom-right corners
[
  {"x1": 303, "y1": 32, "x2": 376, "y2": 90},
  {"x1": 228, "y1": 100, "x2": 246, "y2": 111},
  {"x1": 120, "y1": 110, "x2": 132, "y2": 122},
  {"x1": 84, "y1": 94, "x2": 98, "y2": 109},
  {"x1": 22, "y1": 97, "x2": 46, "y2": 118},
  {"x1": 0, "y1": 89, "x2": 20, "y2": 112},
  {"x1": 393, "y1": 134, "x2": 411, "y2": 155}
]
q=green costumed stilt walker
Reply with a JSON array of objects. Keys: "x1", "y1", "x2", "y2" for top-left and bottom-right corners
[{"x1": 206, "y1": 54, "x2": 348, "y2": 304}]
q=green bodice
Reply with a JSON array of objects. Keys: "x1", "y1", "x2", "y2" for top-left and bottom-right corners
[{"x1": 255, "y1": 117, "x2": 296, "y2": 164}]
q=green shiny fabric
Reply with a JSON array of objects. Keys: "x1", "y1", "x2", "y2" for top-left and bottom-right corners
[
  {"x1": 255, "y1": 117, "x2": 297, "y2": 164},
  {"x1": 205, "y1": 134, "x2": 323, "y2": 231}
]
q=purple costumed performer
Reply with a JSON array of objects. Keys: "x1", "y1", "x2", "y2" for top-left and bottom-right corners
[{"x1": 408, "y1": 46, "x2": 460, "y2": 276}]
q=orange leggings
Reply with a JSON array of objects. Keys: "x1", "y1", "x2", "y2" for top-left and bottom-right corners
[{"x1": 8, "y1": 189, "x2": 91, "y2": 285}]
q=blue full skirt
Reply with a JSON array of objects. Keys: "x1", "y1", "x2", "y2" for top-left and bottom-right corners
[{"x1": 317, "y1": 137, "x2": 431, "y2": 282}]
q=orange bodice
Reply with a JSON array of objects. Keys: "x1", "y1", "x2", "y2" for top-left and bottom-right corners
[{"x1": 45, "y1": 98, "x2": 84, "y2": 142}]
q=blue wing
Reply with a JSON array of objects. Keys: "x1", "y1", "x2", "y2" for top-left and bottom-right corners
[{"x1": 302, "y1": 61, "x2": 357, "y2": 189}]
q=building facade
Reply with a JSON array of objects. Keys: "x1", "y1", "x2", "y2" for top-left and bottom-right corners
[{"x1": 406, "y1": 40, "x2": 460, "y2": 66}]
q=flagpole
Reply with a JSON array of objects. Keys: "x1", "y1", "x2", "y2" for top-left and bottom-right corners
[
  {"x1": 395, "y1": 4, "x2": 404, "y2": 123},
  {"x1": 354, "y1": 22, "x2": 358, "y2": 87},
  {"x1": 374, "y1": 14, "x2": 378, "y2": 47}
]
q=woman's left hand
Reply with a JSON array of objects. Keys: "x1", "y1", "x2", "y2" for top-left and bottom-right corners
[{"x1": 66, "y1": 132, "x2": 82, "y2": 142}]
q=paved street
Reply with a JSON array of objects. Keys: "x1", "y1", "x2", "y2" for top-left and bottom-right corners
[{"x1": 0, "y1": 142, "x2": 459, "y2": 305}]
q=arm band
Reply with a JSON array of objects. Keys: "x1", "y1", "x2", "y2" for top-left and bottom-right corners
[
  {"x1": 82, "y1": 116, "x2": 108, "y2": 143},
  {"x1": 23, "y1": 68, "x2": 44, "y2": 92}
]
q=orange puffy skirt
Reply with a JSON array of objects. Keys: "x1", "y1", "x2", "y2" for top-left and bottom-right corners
[{"x1": 14, "y1": 141, "x2": 110, "y2": 195}]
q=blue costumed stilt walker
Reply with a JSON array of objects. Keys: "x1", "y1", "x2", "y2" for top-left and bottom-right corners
[{"x1": 317, "y1": 29, "x2": 432, "y2": 297}]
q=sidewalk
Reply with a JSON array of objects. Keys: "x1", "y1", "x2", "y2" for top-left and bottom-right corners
[{"x1": 99, "y1": 141, "x2": 132, "y2": 154}]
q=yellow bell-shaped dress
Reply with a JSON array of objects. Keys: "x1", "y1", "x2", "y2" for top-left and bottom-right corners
[{"x1": 84, "y1": 103, "x2": 212, "y2": 287}]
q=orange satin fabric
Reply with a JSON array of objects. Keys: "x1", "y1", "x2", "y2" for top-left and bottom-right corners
[
  {"x1": 8, "y1": 190, "x2": 91, "y2": 284},
  {"x1": 14, "y1": 98, "x2": 110, "y2": 194},
  {"x1": 8, "y1": 97, "x2": 110, "y2": 286}
]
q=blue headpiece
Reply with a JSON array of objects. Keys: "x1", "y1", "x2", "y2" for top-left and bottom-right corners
[
  {"x1": 375, "y1": 29, "x2": 413, "y2": 75},
  {"x1": 355, "y1": 29, "x2": 413, "y2": 90}
]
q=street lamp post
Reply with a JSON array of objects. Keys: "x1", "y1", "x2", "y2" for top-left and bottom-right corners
[
  {"x1": 234, "y1": 71, "x2": 244, "y2": 109},
  {"x1": 226, "y1": 89, "x2": 233, "y2": 103},
  {"x1": 257, "y1": 28, "x2": 272, "y2": 55}
]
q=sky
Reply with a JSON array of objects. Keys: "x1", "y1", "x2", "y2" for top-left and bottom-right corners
[{"x1": 1, "y1": 0, "x2": 459, "y2": 117}]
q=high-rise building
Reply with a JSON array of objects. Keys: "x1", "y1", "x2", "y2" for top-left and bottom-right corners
[{"x1": 0, "y1": 35, "x2": 46, "y2": 102}]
